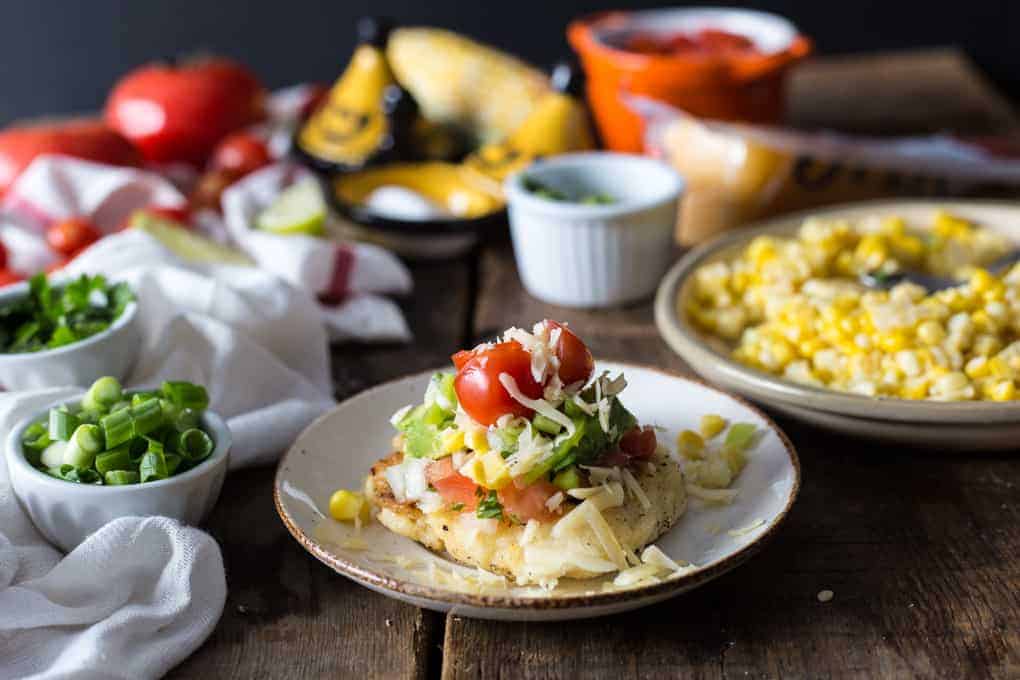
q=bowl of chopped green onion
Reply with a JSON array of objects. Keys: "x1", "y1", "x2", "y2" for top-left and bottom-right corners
[
  {"x1": 0, "y1": 272, "x2": 141, "y2": 390},
  {"x1": 5, "y1": 376, "x2": 230, "y2": 551}
]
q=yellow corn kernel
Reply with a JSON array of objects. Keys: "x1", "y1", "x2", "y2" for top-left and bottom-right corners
[
  {"x1": 677, "y1": 429, "x2": 705, "y2": 459},
  {"x1": 699, "y1": 414, "x2": 727, "y2": 440},
  {"x1": 720, "y1": 445, "x2": 748, "y2": 476},
  {"x1": 988, "y1": 356, "x2": 1012, "y2": 379},
  {"x1": 460, "y1": 450, "x2": 510, "y2": 489},
  {"x1": 916, "y1": 320, "x2": 945, "y2": 345},
  {"x1": 901, "y1": 378, "x2": 930, "y2": 400},
  {"x1": 329, "y1": 489, "x2": 371, "y2": 523},
  {"x1": 877, "y1": 331, "x2": 909, "y2": 353},
  {"x1": 969, "y1": 269, "x2": 996, "y2": 294},
  {"x1": 990, "y1": 380, "x2": 1016, "y2": 401},
  {"x1": 964, "y1": 356, "x2": 990, "y2": 379},
  {"x1": 465, "y1": 428, "x2": 489, "y2": 453},
  {"x1": 441, "y1": 429, "x2": 465, "y2": 454}
]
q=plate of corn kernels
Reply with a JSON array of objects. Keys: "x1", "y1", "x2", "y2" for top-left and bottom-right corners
[{"x1": 655, "y1": 199, "x2": 1020, "y2": 450}]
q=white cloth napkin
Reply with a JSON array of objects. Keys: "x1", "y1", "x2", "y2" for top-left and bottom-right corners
[
  {"x1": 0, "y1": 229, "x2": 337, "y2": 679},
  {"x1": 0, "y1": 155, "x2": 413, "y2": 343}
]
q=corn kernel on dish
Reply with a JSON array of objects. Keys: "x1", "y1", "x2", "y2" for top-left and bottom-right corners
[{"x1": 686, "y1": 210, "x2": 1020, "y2": 402}]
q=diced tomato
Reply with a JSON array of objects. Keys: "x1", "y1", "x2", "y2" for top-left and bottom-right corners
[
  {"x1": 499, "y1": 479, "x2": 561, "y2": 523},
  {"x1": 596, "y1": 446, "x2": 632, "y2": 467},
  {"x1": 619, "y1": 426, "x2": 657, "y2": 460},
  {"x1": 46, "y1": 218, "x2": 101, "y2": 256},
  {"x1": 145, "y1": 205, "x2": 192, "y2": 225},
  {"x1": 0, "y1": 269, "x2": 22, "y2": 287},
  {"x1": 544, "y1": 320, "x2": 594, "y2": 386},
  {"x1": 425, "y1": 458, "x2": 479, "y2": 511},
  {"x1": 453, "y1": 341, "x2": 543, "y2": 426}
]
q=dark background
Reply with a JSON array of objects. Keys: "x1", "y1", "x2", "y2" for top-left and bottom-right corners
[{"x1": 1, "y1": 0, "x2": 1016, "y2": 126}]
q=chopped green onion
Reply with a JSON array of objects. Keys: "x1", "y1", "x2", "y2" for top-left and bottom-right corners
[
  {"x1": 72, "y1": 423, "x2": 104, "y2": 456},
  {"x1": 82, "y1": 376, "x2": 122, "y2": 413},
  {"x1": 139, "y1": 449, "x2": 168, "y2": 483},
  {"x1": 160, "y1": 381, "x2": 209, "y2": 411},
  {"x1": 552, "y1": 466, "x2": 582, "y2": 491},
  {"x1": 131, "y1": 398, "x2": 164, "y2": 437},
  {"x1": 101, "y1": 408, "x2": 134, "y2": 449},
  {"x1": 174, "y1": 407, "x2": 201, "y2": 432},
  {"x1": 164, "y1": 452, "x2": 182, "y2": 475},
  {"x1": 109, "y1": 400, "x2": 132, "y2": 413},
  {"x1": 104, "y1": 470, "x2": 139, "y2": 485},
  {"x1": 176, "y1": 428, "x2": 214, "y2": 461},
  {"x1": 724, "y1": 423, "x2": 758, "y2": 451},
  {"x1": 21, "y1": 422, "x2": 51, "y2": 465},
  {"x1": 131, "y1": 392, "x2": 159, "y2": 408},
  {"x1": 62, "y1": 438, "x2": 95, "y2": 469},
  {"x1": 49, "y1": 408, "x2": 80, "y2": 441},
  {"x1": 95, "y1": 445, "x2": 132, "y2": 475},
  {"x1": 532, "y1": 414, "x2": 563, "y2": 435}
]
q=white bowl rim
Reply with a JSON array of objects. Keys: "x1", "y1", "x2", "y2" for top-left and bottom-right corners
[
  {"x1": 274, "y1": 361, "x2": 800, "y2": 611},
  {"x1": 504, "y1": 151, "x2": 685, "y2": 219},
  {"x1": 6, "y1": 396, "x2": 231, "y2": 492},
  {"x1": 0, "y1": 278, "x2": 138, "y2": 359},
  {"x1": 655, "y1": 197, "x2": 1020, "y2": 424}
]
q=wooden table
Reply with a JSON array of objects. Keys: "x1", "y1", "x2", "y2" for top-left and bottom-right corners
[{"x1": 170, "y1": 49, "x2": 1020, "y2": 679}]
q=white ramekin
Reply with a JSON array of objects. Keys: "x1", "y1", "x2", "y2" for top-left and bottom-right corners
[
  {"x1": 6, "y1": 399, "x2": 231, "y2": 552},
  {"x1": 0, "y1": 280, "x2": 141, "y2": 390},
  {"x1": 505, "y1": 152, "x2": 683, "y2": 308}
]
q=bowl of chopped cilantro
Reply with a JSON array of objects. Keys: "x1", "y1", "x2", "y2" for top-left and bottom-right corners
[
  {"x1": 0, "y1": 272, "x2": 140, "y2": 390},
  {"x1": 6, "y1": 376, "x2": 231, "y2": 551}
]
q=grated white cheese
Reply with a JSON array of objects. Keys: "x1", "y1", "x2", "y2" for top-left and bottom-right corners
[
  {"x1": 545, "y1": 491, "x2": 565, "y2": 512},
  {"x1": 498, "y1": 373, "x2": 575, "y2": 435},
  {"x1": 566, "y1": 486, "x2": 603, "y2": 500},
  {"x1": 686, "y1": 483, "x2": 739, "y2": 504},
  {"x1": 612, "y1": 563, "x2": 662, "y2": 587},
  {"x1": 520, "y1": 519, "x2": 540, "y2": 545},
  {"x1": 640, "y1": 545, "x2": 682, "y2": 572},
  {"x1": 727, "y1": 518, "x2": 766, "y2": 537},
  {"x1": 621, "y1": 468, "x2": 652, "y2": 511},
  {"x1": 383, "y1": 456, "x2": 430, "y2": 503},
  {"x1": 389, "y1": 404, "x2": 413, "y2": 427},
  {"x1": 504, "y1": 422, "x2": 554, "y2": 478},
  {"x1": 581, "y1": 465, "x2": 621, "y2": 484},
  {"x1": 571, "y1": 393, "x2": 597, "y2": 416}
]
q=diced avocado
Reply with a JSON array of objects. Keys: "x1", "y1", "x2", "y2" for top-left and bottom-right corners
[
  {"x1": 532, "y1": 413, "x2": 563, "y2": 435},
  {"x1": 428, "y1": 372, "x2": 458, "y2": 411},
  {"x1": 552, "y1": 467, "x2": 582, "y2": 491},
  {"x1": 404, "y1": 419, "x2": 442, "y2": 458},
  {"x1": 725, "y1": 423, "x2": 757, "y2": 451}
]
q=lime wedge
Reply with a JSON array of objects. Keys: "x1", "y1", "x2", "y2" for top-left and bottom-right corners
[
  {"x1": 131, "y1": 212, "x2": 253, "y2": 266},
  {"x1": 255, "y1": 179, "x2": 327, "y2": 236}
]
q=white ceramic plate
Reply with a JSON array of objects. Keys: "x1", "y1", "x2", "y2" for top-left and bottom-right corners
[
  {"x1": 655, "y1": 199, "x2": 1020, "y2": 450},
  {"x1": 275, "y1": 362, "x2": 799, "y2": 621}
]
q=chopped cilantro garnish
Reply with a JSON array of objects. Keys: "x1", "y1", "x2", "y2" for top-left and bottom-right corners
[{"x1": 476, "y1": 490, "x2": 503, "y2": 520}]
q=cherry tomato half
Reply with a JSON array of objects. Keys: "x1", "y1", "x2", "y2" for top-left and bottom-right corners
[
  {"x1": 209, "y1": 132, "x2": 272, "y2": 176},
  {"x1": 453, "y1": 341, "x2": 543, "y2": 426},
  {"x1": 46, "y1": 218, "x2": 101, "y2": 256},
  {"x1": 544, "y1": 320, "x2": 594, "y2": 386}
]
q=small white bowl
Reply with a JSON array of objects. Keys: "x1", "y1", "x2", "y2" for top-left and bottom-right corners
[
  {"x1": 505, "y1": 152, "x2": 683, "y2": 308},
  {"x1": 6, "y1": 399, "x2": 231, "y2": 551},
  {"x1": 0, "y1": 280, "x2": 141, "y2": 391}
]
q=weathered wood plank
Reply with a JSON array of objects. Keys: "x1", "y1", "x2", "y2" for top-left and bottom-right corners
[
  {"x1": 446, "y1": 247, "x2": 1020, "y2": 680},
  {"x1": 788, "y1": 48, "x2": 1018, "y2": 134},
  {"x1": 170, "y1": 257, "x2": 471, "y2": 679}
]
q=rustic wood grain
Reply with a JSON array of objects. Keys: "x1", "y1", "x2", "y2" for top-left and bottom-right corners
[
  {"x1": 444, "y1": 244, "x2": 1020, "y2": 680},
  {"x1": 788, "y1": 48, "x2": 1018, "y2": 135},
  {"x1": 168, "y1": 258, "x2": 472, "y2": 679}
]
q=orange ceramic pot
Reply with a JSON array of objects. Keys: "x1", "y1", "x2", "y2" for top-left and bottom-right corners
[{"x1": 568, "y1": 8, "x2": 812, "y2": 152}]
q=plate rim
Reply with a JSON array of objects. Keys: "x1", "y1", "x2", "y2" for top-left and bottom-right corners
[
  {"x1": 274, "y1": 360, "x2": 801, "y2": 611},
  {"x1": 655, "y1": 198, "x2": 1020, "y2": 424}
]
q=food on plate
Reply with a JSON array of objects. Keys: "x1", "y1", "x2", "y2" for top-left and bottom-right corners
[
  {"x1": 363, "y1": 320, "x2": 689, "y2": 587},
  {"x1": 333, "y1": 162, "x2": 503, "y2": 221},
  {"x1": 189, "y1": 168, "x2": 241, "y2": 213},
  {"x1": 676, "y1": 418, "x2": 756, "y2": 496},
  {"x1": 255, "y1": 178, "x2": 327, "y2": 236},
  {"x1": 386, "y1": 27, "x2": 551, "y2": 146},
  {"x1": 0, "y1": 119, "x2": 140, "y2": 197},
  {"x1": 461, "y1": 63, "x2": 596, "y2": 189},
  {"x1": 209, "y1": 132, "x2": 272, "y2": 177},
  {"x1": 522, "y1": 176, "x2": 614, "y2": 205},
  {"x1": 21, "y1": 376, "x2": 216, "y2": 485},
  {"x1": 295, "y1": 18, "x2": 418, "y2": 172},
  {"x1": 45, "y1": 217, "x2": 102, "y2": 257},
  {"x1": 687, "y1": 211, "x2": 1020, "y2": 401},
  {"x1": 0, "y1": 273, "x2": 134, "y2": 354},
  {"x1": 105, "y1": 57, "x2": 266, "y2": 166}
]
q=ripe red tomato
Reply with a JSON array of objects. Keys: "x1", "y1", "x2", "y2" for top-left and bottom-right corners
[
  {"x1": 0, "y1": 242, "x2": 6, "y2": 269},
  {"x1": 0, "y1": 119, "x2": 140, "y2": 197},
  {"x1": 619, "y1": 426, "x2": 658, "y2": 460},
  {"x1": 453, "y1": 341, "x2": 543, "y2": 426},
  {"x1": 499, "y1": 479, "x2": 560, "y2": 523},
  {"x1": 0, "y1": 269, "x2": 22, "y2": 287},
  {"x1": 544, "y1": 320, "x2": 594, "y2": 386},
  {"x1": 105, "y1": 58, "x2": 266, "y2": 166},
  {"x1": 209, "y1": 132, "x2": 272, "y2": 176},
  {"x1": 425, "y1": 458, "x2": 479, "y2": 510},
  {"x1": 46, "y1": 218, "x2": 102, "y2": 256}
]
